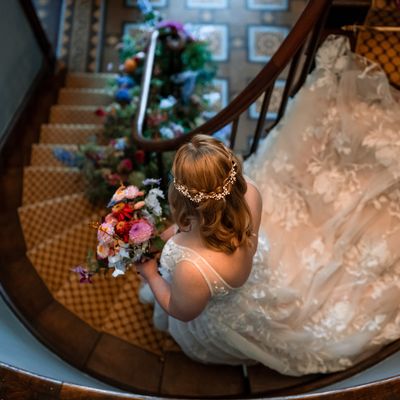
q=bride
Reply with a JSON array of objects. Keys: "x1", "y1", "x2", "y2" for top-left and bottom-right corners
[{"x1": 135, "y1": 35, "x2": 400, "y2": 376}]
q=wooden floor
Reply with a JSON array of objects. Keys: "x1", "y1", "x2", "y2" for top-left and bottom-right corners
[{"x1": 1, "y1": 69, "x2": 400, "y2": 398}]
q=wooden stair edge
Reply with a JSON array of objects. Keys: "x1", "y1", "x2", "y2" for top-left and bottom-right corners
[{"x1": 2, "y1": 359, "x2": 400, "y2": 400}]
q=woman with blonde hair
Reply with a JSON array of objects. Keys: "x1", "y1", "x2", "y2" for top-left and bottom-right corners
[{"x1": 136, "y1": 36, "x2": 400, "y2": 376}]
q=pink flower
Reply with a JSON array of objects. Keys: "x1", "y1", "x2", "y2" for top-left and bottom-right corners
[
  {"x1": 98, "y1": 222, "x2": 115, "y2": 244},
  {"x1": 134, "y1": 200, "x2": 146, "y2": 210},
  {"x1": 124, "y1": 185, "x2": 142, "y2": 199},
  {"x1": 97, "y1": 243, "x2": 111, "y2": 259},
  {"x1": 105, "y1": 214, "x2": 118, "y2": 225},
  {"x1": 129, "y1": 219, "x2": 153, "y2": 244}
]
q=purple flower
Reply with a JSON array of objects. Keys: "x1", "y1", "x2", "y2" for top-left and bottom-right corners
[
  {"x1": 129, "y1": 219, "x2": 153, "y2": 244},
  {"x1": 72, "y1": 266, "x2": 93, "y2": 284},
  {"x1": 143, "y1": 178, "x2": 161, "y2": 186},
  {"x1": 157, "y1": 20, "x2": 185, "y2": 33}
]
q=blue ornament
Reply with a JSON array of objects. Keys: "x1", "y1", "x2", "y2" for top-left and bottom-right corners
[
  {"x1": 116, "y1": 76, "x2": 135, "y2": 88},
  {"x1": 115, "y1": 88, "x2": 132, "y2": 103}
]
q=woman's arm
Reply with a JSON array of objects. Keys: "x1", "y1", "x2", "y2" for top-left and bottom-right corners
[{"x1": 135, "y1": 258, "x2": 211, "y2": 322}]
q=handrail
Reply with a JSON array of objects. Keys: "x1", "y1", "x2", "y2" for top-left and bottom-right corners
[
  {"x1": 132, "y1": 0, "x2": 332, "y2": 154},
  {"x1": 2, "y1": 361, "x2": 400, "y2": 400}
]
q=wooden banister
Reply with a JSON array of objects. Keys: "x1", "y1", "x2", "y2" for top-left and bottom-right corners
[
  {"x1": 132, "y1": 0, "x2": 332, "y2": 154},
  {"x1": 2, "y1": 361, "x2": 400, "y2": 400}
]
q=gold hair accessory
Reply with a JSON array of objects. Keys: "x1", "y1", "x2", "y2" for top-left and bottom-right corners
[{"x1": 174, "y1": 161, "x2": 237, "y2": 203}]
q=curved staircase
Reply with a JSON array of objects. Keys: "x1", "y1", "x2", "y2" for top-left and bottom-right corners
[
  {"x1": 2, "y1": 0, "x2": 400, "y2": 398},
  {"x1": 7, "y1": 67, "x2": 400, "y2": 397}
]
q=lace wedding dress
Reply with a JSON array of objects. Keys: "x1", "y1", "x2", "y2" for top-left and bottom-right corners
[{"x1": 143, "y1": 36, "x2": 400, "y2": 376}]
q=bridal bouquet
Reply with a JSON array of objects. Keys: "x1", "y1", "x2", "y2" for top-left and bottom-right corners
[{"x1": 75, "y1": 179, "x2": 166, "y2": 282}]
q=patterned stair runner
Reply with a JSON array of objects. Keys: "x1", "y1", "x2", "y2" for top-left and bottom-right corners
[
  {"x1": 49, "y1": 105, "x2": 105, "y2": 125},
  {"x1": 58, "y1": 88, "x2": 113, "y2": 106},
  {"x1": 18, "y1": 71, "x2": 179, "y2": 363},
  {"x1": 22, "y1": 166, "x2": 84, "y2": 205},
  {"x1": 27, "y1": 215, "x2": 100, "y2": 292},
  {"x1": 31, "y1": 144, "x2": 78, "y2": 167},
  {"x1": 66, "y1": 72, "x2": 117, "y2": 89},
  {"x1": 40, "y1": 124, "x2": 104, "y2": 145},
  {"x1": 18, "y1": 193, "x2": 99, "y2": 249}
]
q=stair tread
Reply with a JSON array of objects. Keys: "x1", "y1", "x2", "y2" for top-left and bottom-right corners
[
  {"x1": 50, "y1": 105, "x2": 105, "y2": 124},
  {"x1": 27, "y1": 215, "x2": 100, "y2": 292},
  {"x1": 58, "y1": 88, "x2": 113, "y2": 106},
  {"x1": 18, "y1": 193, "x2": 100, "y2": 249},
  {"x1": 55, "y1": 269, "x2": 125, "y2": 330},
  {"x1": 31, "y1": 144, "x2": 78, "y2": 167},
  {"x1": 101, "y1": 272, "x2": 169, "y2": 355},
  {"x1": 22, "y1": 166, "x2": 84, "y2": 205},
  {"x1": 66, "y1": 73, "x2": 118, "y2": 89}
]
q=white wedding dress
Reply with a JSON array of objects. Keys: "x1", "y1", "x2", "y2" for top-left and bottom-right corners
[{"x1": 143, "y1": 36, "x2": 400, "y2": 376}]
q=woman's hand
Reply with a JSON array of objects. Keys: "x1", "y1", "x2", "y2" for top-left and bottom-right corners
[{"x1": 135, "y1": 258, "x2": 159, "y2": 282}]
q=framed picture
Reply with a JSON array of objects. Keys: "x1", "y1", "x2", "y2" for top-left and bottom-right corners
[
  {"x1": 124, "y1": 0, "x2": 168, "y2": 8},
  {"x1": 247, "y1": 0, "x2": 288, "y2": 11},
  {"x1": 188, "y1": 24, "x2": 229, "y2": 62},
  {"x1": 248, "y1": 25, "x2": 289, "y2": 63},
  {"x1": 186, "y1": 0, "x2": 228, "y2": 9}
]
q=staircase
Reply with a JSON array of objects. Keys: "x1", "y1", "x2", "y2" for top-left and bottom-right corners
[
  {"x1": 3, "y1": 0, "x2": 400, "y2": 398},
  {"x1": 18, "y1": 72, "x2": 177, "y2": 357}
]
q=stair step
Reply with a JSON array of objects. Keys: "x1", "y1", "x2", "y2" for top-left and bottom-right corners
[
  {"x1": 22, "y1": 166, "x2": 84, "y2": 205},
  {"x1": 55, "y1": 270, "x2": 125, "y2": 330},
  {"x1": 40, "y1": 124, "x2": 104, "y2": 145},
  {"x1": 66, "y1": 73, "x2": 117, "y2": 88},
  {"x1": 50, "y1": 105, "x2": 105, "y2": 124},
  {"x1": 31, "y1": 144, "x2": 78, "y2": 167},
  {"x1": 27, "y1": 216, "x2": 99, "y2": 292},
  {"x1": 101, "y1": 273, "x2": 168, "y2": 355},
  {"x1": 58, "y1": 88, "x2": 113, "y2": 106},
  {"x1": 18, "y1": 193, "x2": 100, "y2": 249}
]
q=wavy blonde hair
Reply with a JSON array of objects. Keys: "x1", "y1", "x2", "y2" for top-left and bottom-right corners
[{"x1": 169, "y1": 134, "x2": 253, "y2": 254}]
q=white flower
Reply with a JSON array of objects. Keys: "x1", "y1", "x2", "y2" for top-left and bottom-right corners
[
  {"x1": 112, "y1": 264, "x2": 126, "y2": 277},
  {"x1": 160, "y1": 126, "x2": 175, "y2": 139},
  {"x1": 203, "y1": 92, "x2": 220, "y2": 105},
  {"x1": 145, "y1": 188, "x2": 164, "y2": 216},
  {"x1": 159, "y1": 95, "x2": 177, "y2": 109}
]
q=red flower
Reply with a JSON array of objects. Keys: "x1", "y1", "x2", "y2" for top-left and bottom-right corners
[
  {"x1": 115, "y1": 220, "x2": 132, "y2": 242},
  {"x1": 112, "y1": 203, "x2": 134, "y2": 221},
  {"x1": 134, "y1": 150, "x2": 146, "y2": 165},
  {"x1": 117, "y1": 158, "x2": 133, "y2": 173},
  {"x1": 95, "y1": 107, "x2": 107, "y2": 117}
]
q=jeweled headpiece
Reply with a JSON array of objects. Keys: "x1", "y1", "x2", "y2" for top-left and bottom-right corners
[{"x1": 174, "y1": 161, "x2": 237, "y2": 203}]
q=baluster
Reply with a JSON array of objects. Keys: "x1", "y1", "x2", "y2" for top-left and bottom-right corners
[
  {"x1": 275, "y1": 43, "x2": 305, "y2": 124},
  {"x1": 229, "y1": 117, "x2": 240, "y2": 150},
  {"x1": 249, "y1": 83, "x2": 274, "y2": 156}
]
